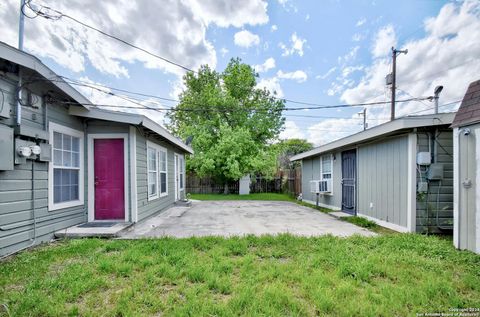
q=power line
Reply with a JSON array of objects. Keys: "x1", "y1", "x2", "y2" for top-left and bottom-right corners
[{"x1": 22, "y1": 0, "x2": 194, "y2": 73}]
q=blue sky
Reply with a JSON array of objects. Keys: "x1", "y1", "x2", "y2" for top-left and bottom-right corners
[{"x1": 1, "y1": 0, "x2": 479, "y2": 145}]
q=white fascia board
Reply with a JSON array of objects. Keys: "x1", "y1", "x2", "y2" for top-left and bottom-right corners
[
  {"x1": 291, "y1": 113, "x2": 455, "y2": 161},
  {"x1": 69, "y1": 106, "x2": 143, "y2": 125},
  {"x1": 142, "y1": 117, "x2": 193, "y2": 154},
  {"x1": 69, "y1": 106, "x2": 193, "y2": 154},
  {"x1": 0, "y1": 42, "x2": 90, "y2": 109}
]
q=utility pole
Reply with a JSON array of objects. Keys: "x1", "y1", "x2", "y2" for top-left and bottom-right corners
[
  {"x1": 17, "y1": 0, "x2": 26, "y2": 126},
  {"x1": 390, "y1": 47, "x2": 408, "y2": 121},
  {"x1": 18, "y1": 0, "x2": 25, "y2": 50},
  {"x1": 358, "y1": 108, "x2": 367, "y2": 130}
]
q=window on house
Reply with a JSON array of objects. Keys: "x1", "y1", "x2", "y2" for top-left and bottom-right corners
[
  {"x1": 179, "y1": 156, "x2": 185, "y2": 190},
  {"x1": 49, "y1": 122, "x2": 84, "y2": 211},
  {"x1": 147, "y1": 146, "x2": 158, "y2": 199},
  {"x1": 159, "y1": 150, "x2": 167, "y2": 195},
  {"x1": 321, "y1": 155, "x2": 332, "y2": 180},
  {"x1": 147, "y1": 141, "x2": 168, "y2": 199}
]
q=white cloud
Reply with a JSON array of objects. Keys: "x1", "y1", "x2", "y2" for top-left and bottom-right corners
[
  {"x1": 356, "y1": 18, "x2": 367, "y2": 27},
  {"x1": 305, "y1": 1, "x2": 480, "y2": 146},
  {"x1": 372, "y1": 24, "x2": 396, "y2": 58},
  {"x1": 271, "y1": 24, "x2": 278, "y2": 32},
  {"x1": 352, "y1": 33, "x2": 365, "y2": 42},
  {"x1": 338, "y1": 46, "x2": 360, "y2": 65},
  {"x1": 76, "y1": 76, "x2": 167, "y2": 125},
  {"x1": 306, "y1": 118, "x2": 363, "y2": 146},
  {"x1": 316, "y1": 67, "x2": 337, "y2": 80},
  {"x1": 0, "y1": 0, "x2": 270, "y2": 79},
  {"x1": 279, "y1": 32, "x2": 307, "y2": 57},
  {"x1": 188, "y1": 0, "x2": 268, "y2": 28},
  {"x1": 279, "y1": 121, "x2": 306, "y2": 140},
  {"x1": 277, "y1": 70, "x2": 308, "y2": 83},
  {"x1": 220, "y1": 47, "x2": 229, "y2": 57},
  {"x1": 234, "y1": 30, "x2": 261, "y2": 48},
  {"x1": 256, "y1": 77, "x2": 284, "y2": 97},
  {"x1": 254, "y1": 57, "x2": 276, "y2": 73},
  {"x1": 305, "y1": 14, "x2": 310, "y2": 21}
]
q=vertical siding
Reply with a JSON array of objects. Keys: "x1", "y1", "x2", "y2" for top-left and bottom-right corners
[
  {"x1": 416, "y1": 129, "x2": 454, "y2": 233},
  {"x1": 136, "y1": 130, "x2": 180, "y2": 222},
  {"x1": 458, "y1": 125, "x2": 477, "y2": 251},
  {"x1": 1, "y1": 102, "x2": 87, "y2": 257},
  {"x1": 357, "y1": 135, "x2": 408, "y2": 228},
  {"x1": 300, "y1": 152, "x2": 342, "y2": 209}
]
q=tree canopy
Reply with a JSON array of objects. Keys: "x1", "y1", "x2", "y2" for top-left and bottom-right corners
[
  {"x1": 272, "y1": 138, "x2": 314, "y2": 170},
  {"x1": 168, "y1": 58, "x2": 285, "y2": 183}
]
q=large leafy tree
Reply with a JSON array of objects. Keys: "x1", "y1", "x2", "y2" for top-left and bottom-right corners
[
  {"x1": 272, "y1": 139, "x2": 314, "y2": 170},
  {"x1": 168, "y1": 58, "x2": 285, "y2": 187}
]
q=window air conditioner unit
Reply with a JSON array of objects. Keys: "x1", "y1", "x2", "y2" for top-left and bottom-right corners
[{"x1": 310, "y1": 179, "x2": 332, "y2": 194}]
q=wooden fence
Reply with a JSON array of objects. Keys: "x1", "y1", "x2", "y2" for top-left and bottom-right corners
[{"x1": 186, "y1": 168, "x2": 302, "y2": 196}]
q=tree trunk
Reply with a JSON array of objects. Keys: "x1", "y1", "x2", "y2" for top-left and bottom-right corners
[{"x1": 223, "y1": 182, "x2": 229, "y2": 195}]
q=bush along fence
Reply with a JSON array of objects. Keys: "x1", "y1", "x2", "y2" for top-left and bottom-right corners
[{"x1": 186, "y1": 168, "x2": 302, "y2": 196}]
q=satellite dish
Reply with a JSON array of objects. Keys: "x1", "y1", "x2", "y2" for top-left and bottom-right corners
[{"x1": 185, "y1": 135, "x2": 194, "y2": 145}]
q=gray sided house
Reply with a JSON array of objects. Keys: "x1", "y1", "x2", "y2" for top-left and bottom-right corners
[
  {"x1": 291, "y1": 113, "x2": 455, "y2": 233},
  {"x1": 451, "y1": 79, "x2": 480, "y2": 254},
  {"x1": 0, "y1": 42, "x2": 192, "y2": 257}
]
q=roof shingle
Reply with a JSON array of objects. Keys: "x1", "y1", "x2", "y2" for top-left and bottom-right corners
[{"x1": 451, "y1": 79, "x2": 480, "y2": 128}]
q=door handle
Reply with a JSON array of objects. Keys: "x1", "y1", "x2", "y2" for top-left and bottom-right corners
[{"x1": 95, "y1": 176, "x2": 99, "y2": 186}]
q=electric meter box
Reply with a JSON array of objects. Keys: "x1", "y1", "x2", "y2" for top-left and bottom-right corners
[
  {"x1": 427, "y1": 163, "x2": 444, "y2": 180},
  {"x1": 0, "y1": 125, "x2": 14, "y2": 170},
  {"x1": 417, "y1": 152, "x2": 431, "y2": 165}
]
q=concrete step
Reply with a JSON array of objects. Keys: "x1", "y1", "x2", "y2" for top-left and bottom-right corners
[
  {"x1": 55, "y1": 222, "x2": 133, "y2": 239},
  {"x1": 174, "y1": 200, "x2": 192, "y2": 207}
]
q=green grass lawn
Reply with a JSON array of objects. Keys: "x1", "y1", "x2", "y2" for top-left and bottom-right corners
[
  {"x1": 189, "y1": 193, "x2": 296, "y2": 202},
  {"x1": 1, "y1": 235, "x2": 479, "y2": 316}
]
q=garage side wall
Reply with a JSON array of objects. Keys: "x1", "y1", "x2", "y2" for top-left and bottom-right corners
[{"x1": 357, "y1": 135, "x2": 409, "y2": 229}]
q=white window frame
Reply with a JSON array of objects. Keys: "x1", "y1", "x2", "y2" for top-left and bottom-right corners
[
  {"x1": 159, "y1": 147, "x2": 168, "y2": 197},
  {"x1": 179, "y1": 155, "x2": 185, "y2": 191},
  {"x1": 320, "y1": 154, "x2": 333, "y2": 180},
  {"x1": 147, "y1": 141, "x2": 168, "y2": 200},
  {"x1": 320, "y1": 154, "x2": 333, "y2": 196},
  {"x1": 48, "y1": 122, "x2": 84, "y2": 211}
]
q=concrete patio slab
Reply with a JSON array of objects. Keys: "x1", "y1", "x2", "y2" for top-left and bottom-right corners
[
  {"x1": 55, "y1": 222, "x2": 132, "y2": 238},
  {"x1": 329, "y1": 211, "x2": 354, "y2": 218},
  {"x1": 120, "y1": 200, "x2": 375, "y2": 239}
]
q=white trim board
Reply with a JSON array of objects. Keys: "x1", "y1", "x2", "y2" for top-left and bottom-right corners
[
  {"x1": 357, "y1": 213, "x2": 410, "y2": 233},
  {"x1": 87, "y1": 133, "x2": 130, "y2": 222},
  {"x1": 475, "y1": 128, "x2": 480, "y2": 253},
  {"x1": 129, "y1": 126, "x2": 138, "y2": 223},
  {"x1": 453, "y1": 128, "x2": 460, "y2": 248},
  {"x1": 48, "y1": 122, "x2": 85, "y2": 211},
  {"x1": 406, "y1": 133, "x2": 417, "y2": 233}
]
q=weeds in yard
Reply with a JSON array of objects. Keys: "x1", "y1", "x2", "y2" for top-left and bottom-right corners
[{"x1": 1, "y1": 235, "x2": 479, "y2": 316}]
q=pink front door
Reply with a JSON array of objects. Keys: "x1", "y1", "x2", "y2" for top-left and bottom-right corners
[{"x1": 94, "y1": 138, "x2": 125, "y2": 220}]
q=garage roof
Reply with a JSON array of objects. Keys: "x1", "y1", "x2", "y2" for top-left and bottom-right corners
[{"x1": 291, "y1": 113, "x2": 455, "y2": 161}]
